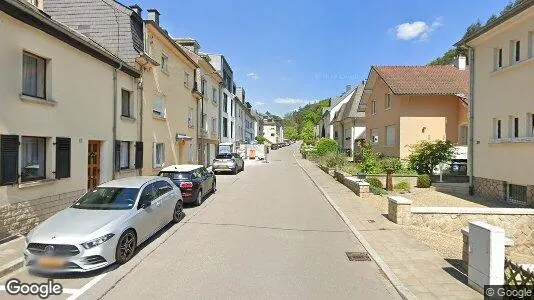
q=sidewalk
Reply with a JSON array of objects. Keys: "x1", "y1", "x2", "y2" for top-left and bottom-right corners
[
  {"x1": 0, "y1": 236, "x2": 25, "y2": 278},
  {"x1": 296, "y1": 156, "x2": 481, "y2": 300}
]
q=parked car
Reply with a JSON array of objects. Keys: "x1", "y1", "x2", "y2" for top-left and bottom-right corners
[
  {"x1": 212, "y1": 153, "x2": 244, "y2": 174},
  {"x1": 159, "y1": 165, "x2": 216, "y2": 206},
  {"x1": 24, "y1": 177, "x2": 183, "y2": 273},
  {"x1": 271, "y1": 144, "x2": 280, "y2": 150}
]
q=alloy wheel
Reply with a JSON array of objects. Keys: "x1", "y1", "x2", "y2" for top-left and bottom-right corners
[
  {"x1": 173, "y1": 201, "x2": 184, "y2": 223},
  {"x1": 196, "y1": 190, "x2": 202, "y2": 206},
  {"x1": 116, "y1": 230, "x2": 136, "y2": 264}
]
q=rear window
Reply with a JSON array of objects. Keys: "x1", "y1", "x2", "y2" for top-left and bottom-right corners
[
  {"x1": 216, "y1": 154, "x2": 233, "y2": 159},
  {"x1": 159, "y1": 172, "x2": 191, "y2": 180}
]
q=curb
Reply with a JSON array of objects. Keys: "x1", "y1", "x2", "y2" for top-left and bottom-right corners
[
  {"x1": 293, "y1": 152, "x2": 416, "y2": 300},
  {"x1": 0, "y1": 258, "x2": 24, "y2": 279}
]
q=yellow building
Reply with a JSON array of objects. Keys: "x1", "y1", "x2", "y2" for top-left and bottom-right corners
[
  {"x1": 459, "y1": 3, "x2": 534, "y2": 206},
  {"x1": 140, "y1": 10, "x2": 200, "y2": 175},
  {"x1": 361, "y1": 64, "x2": 469, "y2": 159}
]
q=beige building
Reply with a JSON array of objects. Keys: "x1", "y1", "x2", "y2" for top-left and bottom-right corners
[
  {"x1": 176, "y1": 38, "x2": 223, "y2": 166},
  {"x1": 141, "y1": 11, "x2": 199, "y2": 175},
  {"x1": 361, "y1": 64, "x2": 469, "y2": 159},
  {"x1": 0, "y1": 0, "x2": 141, "y2": 239},
  {"x1": 459, "y1": 2, "x2": 534, "y2": 206}
]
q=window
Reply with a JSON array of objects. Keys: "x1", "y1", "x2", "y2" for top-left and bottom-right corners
[
  {"x1": 139, "y1": 183, "x2": 157, "y2": 208},
  {"x1": 188, "y1": 107, "x2": 194, "y2": 128},
  {"x1": 201, "y1": 79, "x2": 206, "y2": 95},
  {"x1": 370, "y1": 128, "x2": 379, "y2": 144},
  {"x1": 386, "y1": 125, "x2": 395, "y2": 147},
  {"x1": 161, "y1": 54, "x2": 168, "y2": 73},
  {"x1": 22, "y1": 52, "x2": 46, "y2": 99},
  {"x1": 121, "y1": 89, "x2": 132, "y2": 117},
  {"x1": 203, "y1": 113, "x2": 208, "y2": 132},
  {"x1": 385, "y1": 94, "x2": 391, "y2": 109},
  {"x1": 459, "y1": 124, "x2": 468, "y2": 146},
  {"x1": 509, "y1": 116, "x2": 519, "y2": 138},
  {"x1": 515, "y1": 40, "x2": 521, "y2": 62},
  {"x1": 495, "y1": 119, "x2": 502, "y2": 139},
  {"x1": 188, "y1": 143, "x2": 194, "y2": 163},
  {"x1": 231, "y1": 121, "x2": 234, "y2": 138},
  {"x1": 184, "y1": 72, "x2": 190, "y2": 88},
  {"x1": 271, "y1": 133, "x2": 275, "y2": 137},
  {"x1": 334, "y1": 131, "x2": 338, "y2": 139},
  {"x1": 154, "y1": 143, "x2": 165, "y2": 168},
  {"x1": 498, "y1": 48, "x2": 503, "y2": 68},
  {"x1": 21, "y1": 136, "x2": 46, "y2": 182},
  {"x1": 528, "y1": 113, "x2": 534, "y2": 137},
  {"x1": 153, "y1": 96, "x2": 165, "y2": 118},
  {"x1": 223, "y1": 94, "x2": 228, "y2": 113},
  {"x1": 120, "y1": 141, "x2": 130, "y2": 169},
  {"x1": 223, "y1": 117, "x2": 228, "y2": 137},
  {"x1": 212, "y1": 117, "x2": 217, "y2": 134},
  {"x1": 371, "y1": 100, "x2": 376, "y2": 115},
  {"x1": 212, "y1": 87, "x2": 217, "y2": 103}
]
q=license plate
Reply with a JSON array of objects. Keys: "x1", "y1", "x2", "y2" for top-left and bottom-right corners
[{"x1": 38, "y1": 257, "x2": 65, "y2": 269}]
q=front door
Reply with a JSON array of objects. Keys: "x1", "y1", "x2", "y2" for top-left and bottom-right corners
[{"x1": 88, "y1": 141, "x2": 101, "y2": 189}]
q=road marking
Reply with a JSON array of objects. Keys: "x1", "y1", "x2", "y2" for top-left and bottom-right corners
[{"x1": 66, "y1": 273, "x2": 107, "y2": 300}]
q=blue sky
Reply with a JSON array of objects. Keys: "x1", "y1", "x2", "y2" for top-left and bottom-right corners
[{"x1": 130, "y1": 0, "x2": 509, "y2": 116}]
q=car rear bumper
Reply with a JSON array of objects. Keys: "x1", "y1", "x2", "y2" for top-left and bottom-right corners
[
  {"x1": 181, "y1": 189, "x2": 200, "y2": 203},
  {"x1": 212, "y1": 167, "x2": 236, "y2": 173}
]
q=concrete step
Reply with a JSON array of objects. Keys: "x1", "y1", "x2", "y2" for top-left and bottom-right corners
[{"x1": 0, "y1": 236, "x2": 25, "y2": 277}]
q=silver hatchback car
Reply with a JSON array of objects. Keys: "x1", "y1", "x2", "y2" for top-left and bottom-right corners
[{"x1": 24, "y1": 176, "x2": 183, "y2": 273}]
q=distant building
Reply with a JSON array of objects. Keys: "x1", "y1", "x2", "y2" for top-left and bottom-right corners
[{"x1": 330, "y1": 84, "x2": 366, "y2": 156}]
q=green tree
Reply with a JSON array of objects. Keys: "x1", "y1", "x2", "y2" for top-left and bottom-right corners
[
  {"x1": 300, "y1": 121, "x2": 316, "y2": 144},
  {"x1": 407, "y1": 140, "x2": 456, "y2": 175},
  {"x1": 284, "y1": 126, "x2": 299, "y2": 140},
  {"x1": 255, "y1": 135, "x2": 266, "y2": 144}
]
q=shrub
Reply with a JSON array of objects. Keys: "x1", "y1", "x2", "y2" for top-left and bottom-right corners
[
  {"x1": 380, "y1": 157, "x2": 404, "y2": 173},
  {"x1": 341, "y1": 163, "x2": 361, "y2": 175},
  {"x1": 416, "y1": 174, "x2": 432, "y2": 188},
  {"x1": 321, "y1": 151, "x2": 346, "y2": 168},
  {"x1": 316, "y1": 138, "x2": 339, "y2": 156},
  {"x1": 394, "y1": 181, "x2": 411, "y2": 192},
  {"x1": 408, "y1": 140, "x2": 456, "y2": 175},
  {"x1": 366, "y1": 177, "x2": 383, "y2": 189},
  {"x1": 370, "y1": 186, "x2": 387, "y2": 195},
  {"x1": 360, "y1": 143, "x2": 381, "y2": 174}
]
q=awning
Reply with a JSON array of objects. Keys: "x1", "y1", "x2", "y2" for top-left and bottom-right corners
[{"x1": 176, "y1": 134, "x2": 193, "y2": 141}]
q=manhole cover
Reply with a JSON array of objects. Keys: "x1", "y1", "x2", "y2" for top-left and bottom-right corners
[{"x1": 346, "y1": 252, "x2": 372, "y2": 262}]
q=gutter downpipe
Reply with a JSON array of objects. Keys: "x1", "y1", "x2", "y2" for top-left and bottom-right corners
[
  {"x1": 112, "y1": 62, "x2": 123, "y2": 180},
  {"x1": 467, "y1": 46, "x2": 475, "y2": 195}
]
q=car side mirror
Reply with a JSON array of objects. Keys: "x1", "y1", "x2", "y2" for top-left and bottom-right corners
[{"x1": 141, "y1": 200, "x2": 151, "y2": 209}]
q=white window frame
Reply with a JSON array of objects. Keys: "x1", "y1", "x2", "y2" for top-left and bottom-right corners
[
  {"x1": 22, "y1": 52, "x2": 47, "y2": 99},
  {"x1": 161, "y1": 53, "x2": 169, "y2": 73},
  {"x1": 385, "y1": 125, "x2": 395, "y2": 147},
  {"x1": 371, "y1": 100, "x2": 376, "y2": 115},
  {"x1": 212, "y1": 117, "x2": 217, "y2": 134},
  {"x1": 212, "y1": 87, "x2": 217, "y2": 103},
  {"x1": 187, "y1": 107, "x2": 194, "y2": 128},
  {"x1": 493, "y1": 118, "x2": 502, "y2": 140},
  {"x1": 153, "y1": 143, "x2": 165, "y2": 168},
  {"x1": 527, "y1": 113, "x2": 534, "y2": 137},
  {"x1": 508, "y1": 115, "x2": 519, "y2": 138},
  {"x1": 184, "y1": 71, "x2": 190, "y2": 88},
  {"x1": 370, "y1": 128, "x2": 379, "y2": 144},
  {"x1": 153, "y1": 96, "x2": 166, "y2": 118},
  {"x1": 21, "y1": 136, "x2": 47, "y2": 182},
  {"x1": 121, "y1": 89, "x2": 132, "y2": 118}
]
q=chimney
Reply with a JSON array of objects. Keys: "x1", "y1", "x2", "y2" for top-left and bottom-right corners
[
  {"x1": 147, "y1": 8, "x2": 160, "y2": 25},
  {"x1": 129, "y1": 4, "x2": 142, "y2": 16},
  {"x1": 346, "y1": 85, "x2": 352, "y2": 92},
  {"x1": 455, "y1": 55, "x2": 467, "y2": 71}
]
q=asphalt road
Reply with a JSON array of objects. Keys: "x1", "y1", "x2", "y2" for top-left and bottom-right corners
[{"x1": 0, "y1": 144, "x2": 400, "y2": 299}]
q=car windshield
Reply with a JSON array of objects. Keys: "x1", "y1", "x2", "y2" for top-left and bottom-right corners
[
  {"x1": 72, "y1": 187, "x2": 139, "y2": 210},
  {"x1": 159, "y1": 172, "x2": 191, "y2": 180},
  {"x1": 216, "y1": 154, "x2": 233, "y2": 159}
]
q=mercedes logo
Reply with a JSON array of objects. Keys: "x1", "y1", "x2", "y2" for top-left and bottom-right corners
[{"x1": 43, "y1": 245, "x2": 55, "y2": 256}]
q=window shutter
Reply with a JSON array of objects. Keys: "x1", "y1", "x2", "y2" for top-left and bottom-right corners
[
  {"x1": 0, "y1": 135, "x2": 19, "y2": 186},
  {"x1": 55, "y1": 137, "x2": 71, "y2": 179},
  {"x1": 135, "y1": 141, "x2": 143, "y2": 169},
  {"x1": 114, "y1": 140, "x2": 121, "y2": 172}
]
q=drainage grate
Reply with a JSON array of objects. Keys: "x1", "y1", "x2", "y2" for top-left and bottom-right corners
[
  {"x1": 346, "y1": 252, "x2": 372, "y2": 262},
  {"x1": 367, "y1": 219, "x2": 376, "y2": 223}
]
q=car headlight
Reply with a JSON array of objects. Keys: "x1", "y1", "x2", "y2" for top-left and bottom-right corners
[{"x1": 81, "y1": 233, "x2": 115, "y2": 249}]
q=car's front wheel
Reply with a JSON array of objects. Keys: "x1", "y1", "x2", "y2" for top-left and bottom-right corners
[
  {"x1": 115, "y1": 230, "x2": 137, "y2": 264},
  {"x1": 172, "y1": 201, "x2": 184, "y2": 223}
]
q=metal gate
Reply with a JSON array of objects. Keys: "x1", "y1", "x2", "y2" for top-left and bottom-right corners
[{"x1": 508, "y1": 184, "x2": 527, "y2": 205}]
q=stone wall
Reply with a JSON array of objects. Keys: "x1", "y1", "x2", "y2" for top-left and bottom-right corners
[
  {"x1": 473, "y1": 177, "x2": 505, "y2": 202},
  {"x1": 411, "y1": 210, "x2": 534, "y2": 257},
  {"x1": 0, "y1": 189, "x2": 85, "y2": 240}
]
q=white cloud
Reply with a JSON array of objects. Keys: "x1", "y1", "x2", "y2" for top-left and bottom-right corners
[
  {"x1": 394, "y1": 17, "x2": 443, "y2": 41},
  {"x1": 273, "y1": 98, "x2": 307, "y2": 105},
  {"x1": 246, "y1": 72, "x2": 259, "y2": 80}
]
